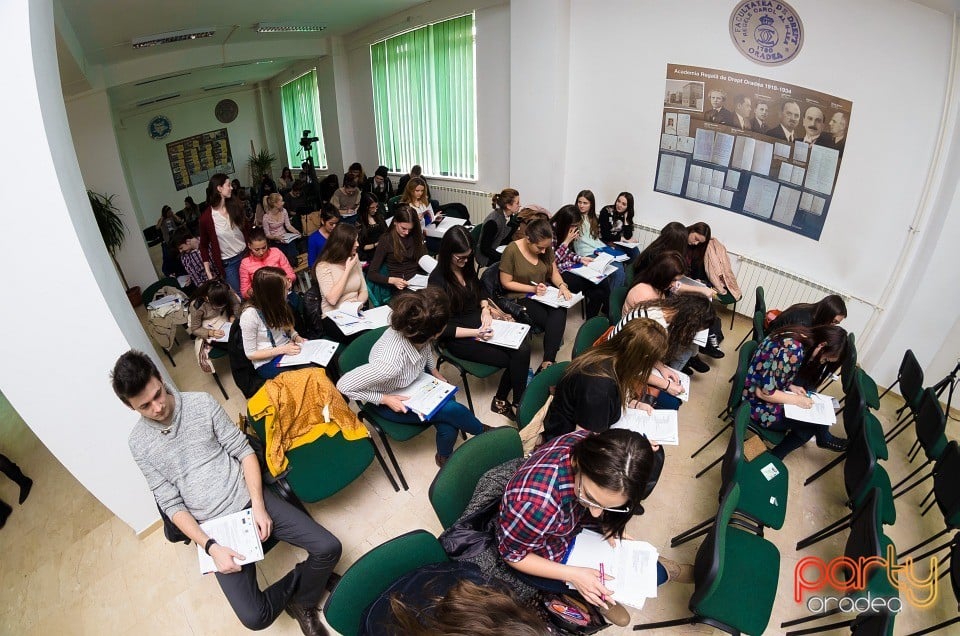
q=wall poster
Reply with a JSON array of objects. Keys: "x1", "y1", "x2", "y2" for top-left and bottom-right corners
[
  {"x1": 656, "y1": 64, "x2": 851, "y2": 240},
  {"x1": 166, "y1": 128, "x2": 235, "y2": 191}
]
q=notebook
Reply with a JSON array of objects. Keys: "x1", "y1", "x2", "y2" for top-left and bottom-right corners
[
  {"x1": 563, "y1": 529, "x2": 660, "y2": 609},
  {"x1": 398, "y1": 373, "x2": 459, "y2": 420},
  {"x1": 278, "y1": 339, "x2": 339, "y2": 367},
  {"x1": 196, "y1": 509, "x2": 264, "y2": 575}
]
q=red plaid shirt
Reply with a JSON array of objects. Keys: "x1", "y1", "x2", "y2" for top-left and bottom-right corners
[
  {"x1": 553, "y1": 240, "x2": 584, "y2": 274},
  {"x1": 497, "y1": 430, "x2": 590, "y2": 563}
]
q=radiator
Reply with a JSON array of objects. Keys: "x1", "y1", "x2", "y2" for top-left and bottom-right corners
[{"x1": 430, "y1": 184, "x2": 495, "y2": 225}]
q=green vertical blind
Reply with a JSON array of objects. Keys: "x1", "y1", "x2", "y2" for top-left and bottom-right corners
[
  {"x1": 371, "y1": 14, "x2": 477, "y2": 180},
  {"x1": 280, "y1": 70, "x2": 327, "y2": 169}
]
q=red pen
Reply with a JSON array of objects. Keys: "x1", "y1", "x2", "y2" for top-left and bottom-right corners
[{"x1": 599, "y1": 562, "x2": 606, "y2": 603}]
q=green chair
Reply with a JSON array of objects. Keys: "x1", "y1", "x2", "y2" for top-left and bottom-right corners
[
  {"x1": 517, "y1": 361, "x2": 569, "y2": 431},
  {"x1": 734, "y1": 286, "x2": 765, "y2": 352},
  {"x1": 892, "y1": 388, "x2": 948, "y2": 499},
  {"x1": 323, "y1": 530, "x2": 449, "y2": 636},
  {"x1": 365, "y1": 263, "x2": 393, "y2": 308},
  {"x1": 246, "y1": 408, "x2": 395, "y2": 499},
  {"x1": 691, "y1": 340, "x2": 758, "y2": 460},
  {"x1": 900, "y1": 441, "x2": 960, "y2": 560},
  {"x1": 634, "y1": 483, "x2": 781, "y2": 636},
  {"x1": 673, "y1": 404, "x2": 788, "y2": 547},
  {"x1": 428, "y1": 427, "x2": 523, "y2": 529},
  {"x1": 206, "y1": 346, "x2": 230, "y2": 400},
  {"x1": 386, "y1": 194, "x2": 402, "y2": 218},
  {"x1": 469, "y1": 223, "x2": 483, "y2": 250},
  {"x1": 338, "y1": 326, "x2": 428, "y2": 491},
  {"x1": 436, "y1": 344, "x2": 500, "y2": 415},
  {"x1": 715, "y1": 290, "x2": 739, "y2": 329},
  {"x1": 607, "y1": 286, "x2": 627, "y2": 324},
  {"x1": 572, "y1": 316, "x2": 610, "y2": 358},
  {"x1": 884, "y1": 349, "x2": 925, "y2": 443}
]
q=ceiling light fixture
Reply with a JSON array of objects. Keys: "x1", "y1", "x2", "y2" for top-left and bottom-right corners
[
  {"x1": 203, "y1": 81, "x2": 245, "y2": 92},
  {"x1": 255, "y1": 23, "x2": 326, "y2": 33},
  {"x1": 132, "y1": 28, "x2": 216, "y2": 49}
]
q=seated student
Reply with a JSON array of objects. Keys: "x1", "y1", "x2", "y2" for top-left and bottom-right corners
[
  {"x1": 174, "y1": 228, "x2": 210, "y2": 289},
  {"x1": 278, "y1": 166, "x2": 295, "y2": 191},
  {"x1": 336, "y1": 288, "x2": 486, "y2": 467},
  {"x1": 572, "y1": 190, "x2": 625, "y2": 289},
  {"x1": 623, "y1": 250, "x2": 686, "y2": 315},
  {"x1": 314, "y1": 224, "x2": 369, "y2": 342},
  {"x1": 685, "y1": 222, "x2": 736, "y2": 358},
  {"x1": 361, "y1": 561, "x2": 547, "y2": 636},
  {"x1": 551, "y1": 205, "x2": 612, "y2": 319},
  {"x1": 187, "y1": 279, "x2": 241, "y2": 343},
  {"x1": 744, "y1": 324, "x2": 849, "y2": 459},
  {"x1": 157, "y1": 204, "x2": 186, "y2": 277},
  {"x1": 366, "y1": 165, "x2": 394, "y2": 204},
  {"x1": 329, "y1": 173, "x2": 361, "y2": 224},
  {"x1": 598, "y1": 191, "x2": 640, "y2": 261},
  {"x1": 542, "y1": 317, "x2": 669, "y2": 442},
  {"x1": 239, "y1": 228, "x2": 295, "y2": 299},
  {"x1": 476, "y1": 188, "x2": 521, "y2": 267},
  {"x1": 346, "y1": 162, "x2": 367, "y2": 190},
  {"x1": 768, "y1": 294, "x2": 847, "y2": 331},
  {"x1": 512, "y1": 207, "x2": 549, "y2": 242},
  {"x1": 428, "y1": 226, "x2": 532, "y2": 419},
  {"x1": 366, "y1": 205, "x2": 426, "y2": 294},
  {"x1": 497, "y1": 429, "x2": 691, "y2": 627},
  {"x1": 356, "y1": 192, "x2": 387, "y2": 262},
  {"x1": 634, "y1": 221, "x2": 689, "y2": 273},
  {"x1": 498, "y1": 218, "x2": 571, "y2": 373},
  {"x1": 306, "y1": 205, "x2": 341, "y2": 268},
  {"x1": 240, "y1": 267, "x2": 311, "y2": 380},
  {"x1": 613, "y1": 294, "x2": 716, "y2": 384},
  {"x1": 112, "y1": 351, "x2": 341, "y2": 635},
  {"x1": 261, "y1": 193, "x2": 301, "y2": 268},
  {"x1": 400, "y1": 176, "x2": 438, "y2": 227},
  {"x1": 180, "y1": 196, "x2": 201, "y2": 233},
  {"x1": 396, "y1": 164, "x2": 431, "y2": 200}
]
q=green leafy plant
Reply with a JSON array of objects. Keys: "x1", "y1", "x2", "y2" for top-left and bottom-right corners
[
  {"x1": 88, "y1": 190, "x2": 131, "y2": 291},
  {"x1": 248, "y1": 148, "x2": 277, "y2": 183}
]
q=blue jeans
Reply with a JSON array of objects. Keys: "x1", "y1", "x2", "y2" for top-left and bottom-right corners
[
  {"x1": 255, "y1": 357, "x2": 316, "y2": 379},
  {"x1": 222, "y1": 251, "x2": 246, "y2": 295},
  {"x1": 515, "y1": 561, "x2": 669, "y2": 594},
  {"x1": 371, "y1": 399, "x2": 484, "y2": 458}
]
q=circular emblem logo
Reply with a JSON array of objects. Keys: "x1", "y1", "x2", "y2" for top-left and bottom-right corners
[
  {"x1": 148, "y1": 115, "x2": 172, "y2": 140},
  {"x1": 730, "y1": 1, "x2": 803, "y2": 66}
]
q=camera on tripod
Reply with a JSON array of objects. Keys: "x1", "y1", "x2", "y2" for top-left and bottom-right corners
[{"x1": 299, "y1": 130, "x2": 319, "y2": 151}]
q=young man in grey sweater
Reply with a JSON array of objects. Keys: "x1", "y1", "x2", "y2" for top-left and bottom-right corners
[{"x1": 111, "y1": 350, "x2": 340, "y2": 636}]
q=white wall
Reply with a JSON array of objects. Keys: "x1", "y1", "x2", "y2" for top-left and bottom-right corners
[
  {"x1": 113, "y1": 88, "x2": 270, "y2": 230},
  {"x1": 0, "y1": 0, "x2": 167, "y2": 533}
]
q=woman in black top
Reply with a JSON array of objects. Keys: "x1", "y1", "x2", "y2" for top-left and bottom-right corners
[
  {"x1": 599, "y1": 191, "x2": 640, "y2": 261},
  {"x1": 476, "y1": 188, "x2": 521, "y2": 267},
  {"x1": 768, "y1": 294, "x2": 847, "y2": 331},
  {"x1": 367, "y1": 204, "x2": 426, "y2": 293},
  {"x1": 356, "y1": 192, "x2": 387, "y2": 261},
  {"x1": 429, "y1": 226, "x2": 531, "y2": 418}
]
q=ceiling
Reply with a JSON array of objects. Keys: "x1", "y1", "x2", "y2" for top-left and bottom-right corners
[{"x1": 55, "y1": 0, "x2": 428, "y2": 108}]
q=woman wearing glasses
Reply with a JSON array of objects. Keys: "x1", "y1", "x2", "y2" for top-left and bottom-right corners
[
  {"x1": 428, "y1": 226, "x2": 532, "y2": 419},
  {"x1": 497, "y1": 428, "x2": 689, "y2": 627}
]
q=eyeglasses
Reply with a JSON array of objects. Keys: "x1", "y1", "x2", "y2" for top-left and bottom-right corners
[
  {"x1": 576, "y1": 476, "x2": 630, "y2": 514},
  {"x1": 452, "y1": 252, "x2": 472, "y2": 263}
]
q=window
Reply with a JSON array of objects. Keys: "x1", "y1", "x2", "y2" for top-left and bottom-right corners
[
  {"x1": 371, "y1": 14, "x2": 477, "y2": 181},
  {"x1": 280, "y1": 70, "x2": 327, "y2": 170}
]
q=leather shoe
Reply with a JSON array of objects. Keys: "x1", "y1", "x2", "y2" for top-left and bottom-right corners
[
  {"x1": 700, "y1": 344, "x2": 725, "y2": 359},
  {"x1": 435, "y1": 453, "x2": 449, "y2": 468},
  {"x1": 0, "y1": 500, "x2": 10, "y2": 529},
  {"x1": 688, "y1": 356, "x2": 710, "y2": 373},
  {"x1": 659, "y1": 556, "x2": 695, "y2": 583},
  {"x1": 284, "y1": 602, "x2": 328, "y2": 636},
  {"x1": 597, "y1": 601, "x2": 631, "y2": 627},
  {"x1": 18, "y1": 477, "x2": 32, "y2": 505},
  {"x1": 817, "y1": 433, "x2": 848, "y2": 452}
]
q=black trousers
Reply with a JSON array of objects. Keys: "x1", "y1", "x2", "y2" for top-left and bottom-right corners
[
  {"x1": 518, "y1": 298, "x2": 567, "y2": 363},
  {"x1": 444, "y1": 335, "x2": 532, "y2": 403},
  {"x1": 561, "y1": 271, "x2": 611, "y2": 318},
  {"x1": 215, "y1": 488, "x2": 342, "y2": 630}
]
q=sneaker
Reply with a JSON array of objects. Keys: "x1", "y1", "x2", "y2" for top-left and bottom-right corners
[
  {"x1": 284, "y1": 602, "x2": 329, "y2": 636},
  {"x1": 688, "y1": 356, "x2": 710, "y2": 373},
  {"x1": 597, "y1": 602, "x2": 631, "y2": 627},
  {"x1": 817, "y1": 433, "x2": 848, "y2": 452},
  {"x1": 700, "y1": 344, "x2": 725, "y2": 359}
]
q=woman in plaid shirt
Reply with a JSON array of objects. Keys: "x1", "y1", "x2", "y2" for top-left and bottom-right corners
[{"x1": 551, "y1": 205, "x2": 613, "y2": 319}]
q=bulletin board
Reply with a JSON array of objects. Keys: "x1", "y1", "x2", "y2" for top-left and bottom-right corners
[
  {"x1": 655, "y1": 64, "x2": 852, "y2": 240},
  {"x1": 166, "y1": 128, "x2": 235, "y2": 190}
]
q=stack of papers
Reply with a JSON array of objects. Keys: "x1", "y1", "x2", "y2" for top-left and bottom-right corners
[
  {"x1": 196, "y1": 509, "x2": 264, "y2": 575},
  {"x1": 693, "y1": 328, "x2": 709, "y2": 347},
  {"x1": 483, "y1": 320, "x2": 531, "y2": 349},
  {"x1": 280, "y1": 232, "x2": 300, "y2": 244},
  {"x1": 418, "y1": 255, "x2": 438, "y2": 274},
  {"x1": 568, "y1": 253, "x2": 617, "y2": 283},
  {"x1": 406, "y1": 274, "x2": 430, "y2": 291},
  {"x1": 147, "y1": 294, "x2": 181, "y2": 311},
  {"x1": 651, "y1": 367, "x2": 691, "y2": 402},
  {"x1": 530, "y1": 287, "x2": 584, "y2": 309},
  {"x1": 176, "y1": 274, "x2": 192, "y2": 288},
  {"x1": 327, "y1": 305, "x2": 392, "y2": 336},
  {"x1": 204, "y1": 321, "x2": 232, "y2": 343},
  {"x1": 563, "y1": 530, "x2": 660, "y2": 609},
  {"x1": 612, "y1": 408, "x2": 680, "y2": 445},
  {"x1": 278, "y1": 339, "x2": 339, "y2": 367},
  {"x1": 398, "y1": 373, "x2": 458, "y2": 421},
  {"x1": 784, "y1": 392, "x2": 837, "y2": 425},
  {"x1": 424, "y1": 216, "x2": 468, "y2": 238}
]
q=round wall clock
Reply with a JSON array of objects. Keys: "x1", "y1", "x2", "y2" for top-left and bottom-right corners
[
  {"x1": 215, "y1": 99, "x2": 239, "y2": 123},
  {"x1": 148, "y1": 115, "x2": 172, "y2": 140}
]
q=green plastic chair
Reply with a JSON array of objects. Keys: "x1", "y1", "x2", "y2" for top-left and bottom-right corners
[
  {"x1": 692, "y1": 340, "x2": 758, "y2": 460},
  {"x1": 323, "y1": 530, "x2": 449, "y2": 636},
  {"x1": 386, "y1": 194, "x2": 402, "y2": 218},
  {"x1": 517, "y1": 361, "x2": 569, "y2": 431},
  {"x1": 715, "y1": 290, "x2": 738, "y2": 329},
  {"x1": 246, "y1": 409, "x2": 384, "y2": 501},
  {"x1": 469, "y1": 223, "x2": 483, "y2": 249},
  {"x1": 734, "y1": 285, "x2": 765, "y2": 352},
  {"x1": 607, "y1": 286, "x2": 627, "y2": 324},
  {"x1": 436, "y1": 344, "x2": 500, "y2": 415},
  {"x1": 898, "y1": 440, "x2": 960, "y2": 568},
  {"x1": 428, "y1": 427, "x2": 523, "y2": 529},
  {"x1": 338, "y1": 326, "x2": 428, "y2": 490},
  {"x1": 635, "y1": 483, "x2": 780, "y2": 636},
  {"x1": 673, "y1": 403, "x2": 788, "y2": 547},
  {"x1": 891, "y1": 388, "x2": 948, "y2": 496},
  {"x1": 365, "y1": 263, "x2": 393, "y2": 308},
  {"x1": 572, "y1": 316, "x2": 610, "y2": 358}
]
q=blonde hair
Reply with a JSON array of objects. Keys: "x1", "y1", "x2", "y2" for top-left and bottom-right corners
[{"x1": 266, "y1": 193, "x2": 284, "y2": 211}]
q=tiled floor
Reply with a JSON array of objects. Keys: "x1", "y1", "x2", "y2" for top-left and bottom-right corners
[{"x1": 0, "y1": 309, "x2": 956, "y2": 635}]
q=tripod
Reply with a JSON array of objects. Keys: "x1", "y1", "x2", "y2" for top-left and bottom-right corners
[{"x1": 932, "y1": 359, "x2": 959, "y2": 421}]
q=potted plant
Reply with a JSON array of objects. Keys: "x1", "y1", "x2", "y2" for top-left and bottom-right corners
[
  {"x1": 247, "y1": 148, "x2": 277, "y2": 184},
  {"x1": 88, "y1": 190, "x2": 142, "y2": 306}
]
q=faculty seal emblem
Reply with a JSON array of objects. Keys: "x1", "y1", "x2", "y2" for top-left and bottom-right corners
[{"x1": 729, "y1": 0, "x2": 803, "y2": 66}]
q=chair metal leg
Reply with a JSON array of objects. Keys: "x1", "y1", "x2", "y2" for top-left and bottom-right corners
[
  {"x1": 892, "y1": 460, "x2": 931, "y2": 493},
  {"x1": 695, "y1": 455, "x2": 723, "y2": 478},
  {"x1": 900, "y1": 528, "x2": 951, "y2": 559},
  {"x1": 459, "y1": 370, "x2": 475, "y2": 414},
  {"x1": 893, "y1": 472, "x2": 933, "y2": 500},
  {"x1": 163, "y1": 347, "x2": 177, "y2": 367},
  {"x1": 734, "y1": 328, "x2": 752, "y2": 352},
  {"x1": 632, "y1": 616, "x2": 699, "y2": 631},
  {"x1": 920, "y1": 487, "x2": 935, "y2": 507},
  {"x1": 728, "y1": 301, "x2": 736, "y2": 330},
  {"x1": 804, "y1": 453, "x2": 845, "y2": 486},
  {"x1": 877, "y1": 379, "x2": 899, "y2": 401},
  {"x1": 908, "y1": 440, "x2": 922, "y2": 462},
  {"x1": 211, "y1": 372, "x2": 229, "y2": 400},
  {"x1": 690, "y1": 421, "x2": 732, "y2": 458},
  {"x1": 368, "y1": 439, "x2": 400, "y2": 492},
  {"x1": 671, "y1": 525, "x2": 712, "y2": 548},
  {"x1": 781, "y1": 606, "x2": 843, "y2": 628},
  {"x1": 885, "y1": 413, "x2": 916, "y2": 443},
  {"x1": 670, "y1": 516, "x2": 713, "y2": 546},
  {"x1": 796, "y1": 512, "x2": 852, "y2": 550}
]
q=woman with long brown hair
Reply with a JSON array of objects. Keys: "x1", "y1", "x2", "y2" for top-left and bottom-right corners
[
  {"x1": 199, "y1": 173, "x2": 249, "y2": 294},
  {"x1": 366, "y1": 204, "x2": 427, "y2": 293},
  {"x1": 400, "y1": 176, "x2": 438, "y2": 226},
  {"x1": 315, "y1": 223, "x2": 368, "y2": 342},
  {"x1": 239, "y1": 266, "x2": 308, "y2": 379}
]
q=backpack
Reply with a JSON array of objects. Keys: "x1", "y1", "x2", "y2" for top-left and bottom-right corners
[{"x1": 227, "y1": 319, "x2": 266, "y2": 399}]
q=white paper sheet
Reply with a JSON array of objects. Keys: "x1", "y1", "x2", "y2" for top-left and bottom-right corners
[
  {"x1": 771, "y1": 186, "x2": 802, "y2": 226},
  {"x1": 278, "y1": 339, "x2": 339, "y2": 367},
  {"x1": 743, "y1": 176, "x2": 779, "y2": 219},
  {"x1": 197, "y1": 509, "x2": 264, "y2": 575},
  {"x1": 399, "y1": 373, "x2": 458, "y2": 421},
  {"x1": 676, "y1": 113, "x2": 691, "y2": 138},
  {"x1": 326, "y1": 305, "x2": 393, "y2": 336},
  {"x1": 804, "y1": 145, "x2": 840, "y2": 195},
  {"x1": 483, "y1": 320, "x2": 531, "y2": 349},
  {"x1": 612, "y1": 409, "x2": 679, "y2": 446},
  {"x1": 693, "y1": 128, "x2": 714, "y2": 162},
  {"x1": 784, "y1": 392, "x2": 837, "y2": 425},
  {"x1": 530, "y1": 287, "x2": 584, "y2": 309},
  {"x1": 750, "y1": 140, "x2": 774, "y2": 175},
  {"x1": 563, "y1": 530, "x2": 660, "y2": 609},
  {"x1": 725, "y1": 170, "x2": 741, "y2": 190}
]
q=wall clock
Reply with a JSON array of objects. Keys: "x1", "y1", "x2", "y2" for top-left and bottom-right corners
[
  {"x1": 215, "y1": 99, "x2": 239, "y2": 124},
  {"x1": 148, "y1": 115, "x2": 172, "y2": 140}
]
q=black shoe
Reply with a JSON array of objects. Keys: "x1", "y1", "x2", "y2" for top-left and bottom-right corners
[
  {"x1": 817, "y1": 433, "x2": 848, "y2": 452},
  {"x1": 490, "y1": 398, "x2": 516, "y2": 421},
  {"x1": 700, "y1": 344, "x2": 725, "y2": 359},
  {"x1": 284, "y1": 602, "x2": 329, "y2": 636},
  {"x1": 688, "y1": 356, "x2": 710, "y2": 373},
  {"x1": 435, "y1": 453, "x2": 449, "y2": 468},
  {"x1": 681, "y1": 363, "x2": 695, "y2": 375},
  {"x1": 0, "y1": 500, "x2": 10, "y2": 529},
  {"x1": 18, "y1": 477, "x2": 32, "y2": 505}
]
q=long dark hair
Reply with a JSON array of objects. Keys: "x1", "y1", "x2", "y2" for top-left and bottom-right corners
[
  {"x1": 205, "y1": 173, "x2": 244, "y2": 228},
  {"x1": 436, "y1": 226, "x2": 481, "y2": 316},
  {"x1": 625, "y1": 295, "x2": 715, "y2": 361},
  {"x1": 389, "y1": 204, "x2": 426, "y2": 261},
  {"x1": 686, "y1": 221, "x2": 711, "y2": 269},
  {"x1": 637, "y1": 221, "x2": 688, "y2": 266},
  {"x1": 319, "y1": 223, "x2": 358, "y2": 265},
  {"x1": 390, "y1": 286, "x2": 450, "y2": 346},
  {"x1": 615, "y1": 191, "x2": 635, "y2": 227},
  {"x1": 572, "y1": 429, "x2": 657, "y2": 538},
  {"x1": 191, "y1": 279, "x2": 236, "y2": 319},
  {"x1": 779, "y1": 294, "x2": 848, "y2": 327},
  {"x1": 521, "y1": 218, "x2": 555, "y2": 265},
  {"x1": 767, "y1": 324, "x2": 849, "y2": 380},
  {"x1": 246, "y1": 267, "x2": 294, "y2": 331},
  {"x1": 551, "y1": 205, "x2": 580, "y2": 246},
  {"x1": 575, "y1": 189, "x2": 598, "y2": 239},
  {"x1": 632, "y1": 250, "x2": 685, "y2": 292}
]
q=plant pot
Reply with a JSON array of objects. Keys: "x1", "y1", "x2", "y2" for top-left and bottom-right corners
[{"x1": 126, "y1": 286, "x2": 142, "y2": 307}]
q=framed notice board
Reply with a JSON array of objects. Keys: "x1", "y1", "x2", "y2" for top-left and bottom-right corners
[{"x1": 166, "y1": 128, "x2": 235, "y2": 190}]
